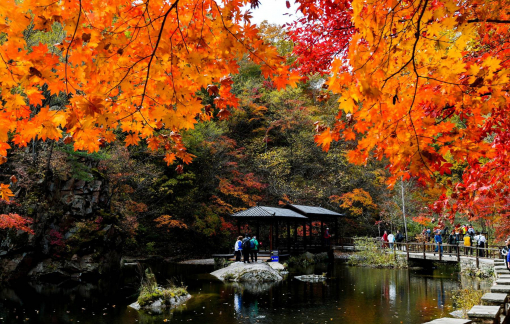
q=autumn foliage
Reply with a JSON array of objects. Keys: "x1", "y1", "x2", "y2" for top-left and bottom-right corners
[
  {"x1": 0, "y1": 0, "x2": 300, "y2": 231},
  {"x1": 310, "y1": 0, "x2": 510, "y2": 223}
]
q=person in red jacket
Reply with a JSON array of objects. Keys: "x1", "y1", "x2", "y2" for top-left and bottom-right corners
[{"x1": 382, "y1": 231, "x2": 389, "y2": 248}]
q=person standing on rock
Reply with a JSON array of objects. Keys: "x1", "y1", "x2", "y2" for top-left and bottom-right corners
[
  {"x1": 242, "y1": 235, "x2": 251, "y2": 263},
  {"x1": 234, "y1": 236, "x2": 243, "y2": 262},
  {"x1": 250, "y1": 236, "x2": 259, "y2": 262}
]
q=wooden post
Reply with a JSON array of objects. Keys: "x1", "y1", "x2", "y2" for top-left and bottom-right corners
[
  {"x1": 256, "y1": 220, "x2": 260, "y2": 242},
  {"x1": 269, "y1": 220, "x2": 273, "y2": 251},
  {"x1": 456, "y1": 243, "x2": 460, "y2": 262},
  {"x1": 423, "y1": 241, "x2": 426, "y2": 260},
  {"x1": 334, "y1": 217, "x2": 339, "y2": 246},
  {"x1": 476, "y1": 246, "x2": 479, "y2": 269},
  {"x1": 406, "y1": 242, "x2": 409, "y2": 261},
  {"x1": 293, "y1": 222, "x2": 298, "y2": 249},
  {"x1": 321, "y1": 219, "x2": 324, "y2": 247},
  {"x1": 287, "y1": 221, "x2": 291, "y2": 253},
  {"x1": 439, "y1": 243, "x2": 442, "y2": 261},
  {"x1": 303, "y1": 221, "x2": 307, "y2": 250},
  {"x1": 275, "y1": 220, "x2": 279, "y2": 250},
  {"x1": 237, "y1": 219, "x2": 240, "y2": 235}
]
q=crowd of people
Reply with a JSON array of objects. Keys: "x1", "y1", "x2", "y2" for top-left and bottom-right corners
[
  {"x1": 234, "y1": 235, "x2": 259, "y2": 263},
  {"x1": 380, "y1": 224, "x2": 488, "y2": 257}
]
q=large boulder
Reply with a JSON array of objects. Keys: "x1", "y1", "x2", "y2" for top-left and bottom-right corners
[{"x1": 211, "y1": 262, "x2": 283, "y2": 282}]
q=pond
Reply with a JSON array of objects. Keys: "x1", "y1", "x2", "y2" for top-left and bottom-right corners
[{"x1": 0, "y1": 261, "x2": 486, "y2": 323}]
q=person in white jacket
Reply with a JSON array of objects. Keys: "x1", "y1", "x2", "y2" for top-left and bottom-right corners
[
  {"x1": 234, "y1": 236, "x2": 243, "y2": 262},
  {"x1": 388, "y1": 232, "x2": 395, "y2": 249}
]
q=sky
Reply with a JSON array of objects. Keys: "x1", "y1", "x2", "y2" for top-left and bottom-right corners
[{"x1": 246, "y1": 0, "x2": 300, "y2": 26}]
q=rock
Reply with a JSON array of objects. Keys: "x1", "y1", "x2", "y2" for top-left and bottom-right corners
[
  {"x1": 294, "y1": 274, "x2": 327, "y2": 282},
  {"x1": 129, "y1": 302, "x2": 141, "y2": 310},
  {"x1": 268, "y1": 262, "x2": 285, "y2": 271},
  {"x1": 211, "y1": 262, "x2": 283, "y2": 282},
  {"x1": 449, "y1": 310, "x2": 465, "y2": 318},
  {"x1": 128, "y1": 294, "x2": 191, "y2": 313}
]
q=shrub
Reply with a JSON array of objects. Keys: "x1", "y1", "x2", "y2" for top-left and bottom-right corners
[
  {"x1": 136, "y1": 265, "x2": 189, "y2": 307},
  {"x1": 452, "y1": 288, "x2": 484, "y2": 318},
  {"x1": 347, "y1": 237, "x2": 408, "y2": 268}
]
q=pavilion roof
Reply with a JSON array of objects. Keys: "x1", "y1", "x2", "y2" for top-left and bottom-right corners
[
  {"x1": 231, "y1": 206, "x2": 308, "y2": 219},
  {"x1": 284, "y1": 204, "x2": 344, "y2": 217}
]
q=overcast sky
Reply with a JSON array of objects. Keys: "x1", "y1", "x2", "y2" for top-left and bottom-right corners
[{"x1": 247, "y1": 0, "x2": 299, "y2": 26}]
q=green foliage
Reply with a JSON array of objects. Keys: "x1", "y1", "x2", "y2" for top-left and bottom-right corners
[
  {"x1": 461, "y1": 267, "x2": 494, "y2": 279},
  {"x1": 348, "y1": 237, "x2": 408, "y2": 269},
  {"x1": 57, "y1": 144, "x2": 108, "y2": 181},
  {"x1": 452, "y1": 288, "x2": 484, "y2": 318},
  {"x1": 137, "y1": 267, "x2": 188, "y2": 307},
  {"x1": 145, "y1": 242, "x2": 156, "y2": 254}
]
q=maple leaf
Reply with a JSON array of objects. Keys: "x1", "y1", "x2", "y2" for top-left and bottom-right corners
[
  {"x1": 164, "y1": 153, "x2": 176, "y2": 165},
  {"x1": 0, "y1": 184, "x2": 14, "y2": 201},
  {"x1": 314, "y1": 127, "x2": 339, "y2": 151},
  {"x1": 124, "y1": 134, "x2": 139, "y2": 147}
]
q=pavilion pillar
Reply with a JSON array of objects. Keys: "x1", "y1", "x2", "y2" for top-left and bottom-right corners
[
  {"x1": 321, "y1": 219, "x2": 324, "y2": 247},
  {"x1": 293, "y1": 222, "x2": 298, "y2": 250},
  {"x1": 334, "y1": 217, "x2": 338, "y2": 246},
  {"x1": 270, "y1": 220, "x2": 273, "y2": 251},
  {"x1": 287, "y1": 221, "x2": 291, "y2": 252},
  {"x1": 237, "y1": 219, "x2": 240, "y2": 236},
  {"x1": 275, "y1": 220, "x2": 279, "y2": 250},
  {"x1": 303, "y1": 221, "x2": 307, "y2": 250},
  {"x1": 256, "y1": 220, "x2": 260, "y2": 241}
]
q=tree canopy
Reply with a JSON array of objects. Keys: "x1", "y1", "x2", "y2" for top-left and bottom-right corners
[{"x1": 308, "y1": 0, "x2": 510, "y2": 225}]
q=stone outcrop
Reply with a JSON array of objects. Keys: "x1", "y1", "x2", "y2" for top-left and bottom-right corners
[
  {"x1": 0, "y1": 169, "x2": 123, "y2": 282},
  {"x1": 129, "y1": 294, "x2": 191, "y2": 314},
  {"x1": 211, "y1": 262, "x2": 284, "y2": 282}
]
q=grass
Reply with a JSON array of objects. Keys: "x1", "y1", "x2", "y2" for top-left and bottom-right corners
[{"x1": 136, "y1": 264, "x2": 188, "y2": 307}]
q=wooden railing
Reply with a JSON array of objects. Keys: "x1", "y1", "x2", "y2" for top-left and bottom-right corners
[{"x1": 338, "y1": 237, "x2": 503, "y2": 265}]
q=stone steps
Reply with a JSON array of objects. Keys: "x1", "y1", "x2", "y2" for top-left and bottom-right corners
[
  {"x1": 467, "y1": 305, "x2": 502, "y2": 323},
  {"x1": 423, "y1": 319, "x2": 472, "y2": 323},
  {"x1": 495, "y1": 279, "x2": 510, "y2": 285}
]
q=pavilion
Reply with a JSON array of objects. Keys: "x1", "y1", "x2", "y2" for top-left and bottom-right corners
[{"x1": 231, "y1": 204, "x2": 344, "y2": 252}]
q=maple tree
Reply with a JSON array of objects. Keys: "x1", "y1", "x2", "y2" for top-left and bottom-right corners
[
  {"x1": 0, "y1": 0, "x2": 299, "y2": 231},
  {"x1": 287, "y1": 0, "x2": 354, "y2": 75},
  {"x1": 309, "y1": 0, "x2": 510, "y2": 223}
]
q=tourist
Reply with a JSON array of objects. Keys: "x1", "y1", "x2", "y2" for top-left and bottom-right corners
[
  {"x1": 448, "y1": 230, "x2": 457, "y2": 254},
  {"x1": 242, "y1": 235, "x2": 251, "y2": 263},
  {"x1": 234, "y1": 236, "x2": 243, "y2": 262},
  {"x1": 250, "y1": 235, "x2": 259, "y2": 262},
  {"x1": 434, "y1": 229, "x2": 443, "y2": 256},
  {"x1": 388, "y1": 232, "x2": 395, "y2": 250},
  {"x1": 395, "y1": 230, "x2": 404, "y2": 250},
  {"x1": 502, "y1": 238, "x2": 509, "y2": 261},
  {"x1": 381, "y1": 231, "x2": 389, "y2": 248},
  {"x1": 324, "y1": 228, "x2": 331, "y2": 246},
  {"x1": 504, "y1": 239, "x2": 510, "y2": 269},
  {"x1": 478, "y1": 232, "x2": 487, "y2": 258},
  {"x1": 468, "y1": 225, "x2": 475, "y2": 236},
  {"x1": 463, "y1": 233, "x2": 472, "y2": 255}
]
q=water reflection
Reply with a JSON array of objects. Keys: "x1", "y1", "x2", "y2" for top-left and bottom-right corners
[{"x1": 0, "y1": 262, "x2": 490, "y2": 324}]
